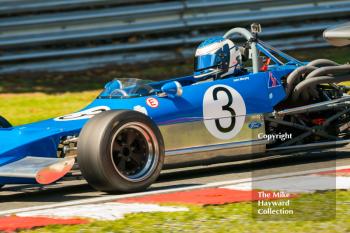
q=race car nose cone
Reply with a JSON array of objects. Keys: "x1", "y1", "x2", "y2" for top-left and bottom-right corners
[{"x1": 36, "y1": 157, "x2": 75, "y2": 185}]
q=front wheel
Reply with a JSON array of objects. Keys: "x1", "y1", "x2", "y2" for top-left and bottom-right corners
[{"x1": 77, "y1": 110, "x2": 164, "y2": 193}]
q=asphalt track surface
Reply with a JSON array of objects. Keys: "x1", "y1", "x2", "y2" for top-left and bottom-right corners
[{"x1": 1, "y1": 146, "x2": 350, "y2": 211}]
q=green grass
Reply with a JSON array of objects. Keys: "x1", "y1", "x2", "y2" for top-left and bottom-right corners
[
  {"x1": 0, "y1": 91, "x2": 100, "y2": 126},
  {"x1": 22, "y1": 190, "x2": 350, "y2": 233}
]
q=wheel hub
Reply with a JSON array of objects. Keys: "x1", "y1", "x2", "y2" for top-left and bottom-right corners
[
  {"x1": 122, "y1": 147, "x2": 131, "y2": 157},
  {"x1": 111, "y1": 124, "x2": 157, "y2": 182}
]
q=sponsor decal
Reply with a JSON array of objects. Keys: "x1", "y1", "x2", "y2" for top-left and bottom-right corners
[
  {"x1": 268, "y1": 72, "x2": 281, "y2": 88},
  {"x1": 146, "y1": 97, "x2": 159, "y2": 108},
  {"x1": 54, "y1": 106, "x2": 110, "y2": 121},
  {"x1": 233, "y1": 76, "x2": 249, "y2": 82},
  {"x1": 248, "y1": 121, "x2": 262, "y2": 129},
  {"x1": 203, "y1": 85, "x2": 246, "y2": 140}
]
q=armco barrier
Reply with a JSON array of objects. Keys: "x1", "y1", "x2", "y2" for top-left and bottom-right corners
[{"x1": 0, "y1": 0, "x2": 349, "y2": 73}]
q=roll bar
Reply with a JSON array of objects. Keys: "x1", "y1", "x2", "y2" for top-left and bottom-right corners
[{"x1": 223, "y1": 27, "x2": 259, "y2": 73}]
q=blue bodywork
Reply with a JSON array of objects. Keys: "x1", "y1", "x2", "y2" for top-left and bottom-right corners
[{"x1": 0, "y1": 41, "x2": 302, "y2": 184}]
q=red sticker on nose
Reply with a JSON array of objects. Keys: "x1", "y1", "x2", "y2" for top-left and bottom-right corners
[{"x1": 146, "y1": 97, "x2": 159, "y2": 108}]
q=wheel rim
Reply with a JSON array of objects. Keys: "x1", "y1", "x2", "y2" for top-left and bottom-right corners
[{"x1": 110, "y1": 122, "x2": 159, "y2": 182}]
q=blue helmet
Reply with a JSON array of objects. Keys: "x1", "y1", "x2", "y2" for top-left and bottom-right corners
[{"x1": 194, "y1": 36, "x2": 242, "y2": 80}]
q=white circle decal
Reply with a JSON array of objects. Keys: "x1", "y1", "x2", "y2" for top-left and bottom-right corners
[
  {"x1": 203, "y1": 85, "x2": 246, "y2": 140},
  {"x1": 146, "y1": 97, "x2": 159, "y2": 108}
]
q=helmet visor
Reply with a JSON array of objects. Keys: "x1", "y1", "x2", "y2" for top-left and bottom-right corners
[{"x1": 194, "y1": 54, "x2": 218, "y2": 71}]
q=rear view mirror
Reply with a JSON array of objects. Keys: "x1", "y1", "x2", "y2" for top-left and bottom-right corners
[
  {"x1": 161, "y1": 81, "x2": 183, "y2": 98},
  {"x1": 324, "y1": 23, "x2": 350, "y2": 47}
]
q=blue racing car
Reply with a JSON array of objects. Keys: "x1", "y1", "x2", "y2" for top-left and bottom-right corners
[{"x1": 1, "y1": 24, "x2": 350, "y2": 193}]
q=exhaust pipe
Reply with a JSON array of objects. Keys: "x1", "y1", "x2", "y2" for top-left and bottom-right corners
[
  {"x1": 292, "y1": 74, "x2": 350, "y2": 101},
  {"x1": 306, "y1": 59, "x2": 339, "y2": 67},
  {"x1": 285, "y1": 66, "x2": 317, "y2": 97}
]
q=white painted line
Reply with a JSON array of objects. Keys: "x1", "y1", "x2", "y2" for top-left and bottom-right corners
[
  {"x1": 223, "y1": 175, "x2": 350, "y2": 193},
  {"x1": 17, "y1": 203, "x2": 188, "y2": 220},
  {"x1": 1, "y1": 164, "x2": 350, "y2": 216}
]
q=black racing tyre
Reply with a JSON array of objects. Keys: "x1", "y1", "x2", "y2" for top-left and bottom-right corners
[
  {"x1": 77, "y1": 110, "x2": 164, "y2": 193},
  {"x1": 0, "y1": 116, "x2": 11, "y2": 128}
]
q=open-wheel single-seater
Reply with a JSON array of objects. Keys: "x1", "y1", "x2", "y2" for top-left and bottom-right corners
[{"x1": 1, "y1": 23, "x2": 350, "y2": 193}]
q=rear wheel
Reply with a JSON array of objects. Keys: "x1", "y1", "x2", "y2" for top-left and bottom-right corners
[{"x1": 77, "y1": 110, "x2": 164, "y2": 193}]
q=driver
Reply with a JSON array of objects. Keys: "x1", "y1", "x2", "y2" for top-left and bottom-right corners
[{"x1": 194, "y1": 36, "x2": 244, "y2": 81}]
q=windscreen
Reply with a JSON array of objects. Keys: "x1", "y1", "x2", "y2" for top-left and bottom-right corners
[{"x1": 99, "y1": 78, "x2": 156, "y2": 99}]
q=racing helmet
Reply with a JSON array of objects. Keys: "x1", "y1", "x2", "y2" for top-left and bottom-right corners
[{"x1": 194, "y1": 36, "x2": 242, "y2": 80}]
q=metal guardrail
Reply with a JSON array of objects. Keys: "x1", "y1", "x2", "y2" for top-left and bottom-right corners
[
  {"x1": 0, "y1": 20, "x2": 343, "y2": 62},
  {"x1": 0, "y1": 0, "x2": 161, "y2": 15},
  {"x1": 0, "y1": 0, "x2": 349, "y2": 74},
  {"x1": 0, "y1": 36, "x2": 331, "y2": 74}
]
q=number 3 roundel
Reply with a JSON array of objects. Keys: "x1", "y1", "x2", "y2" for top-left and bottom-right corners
[{"x1": 203, "y1": 85, "x2": 246, "y2": 140}]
